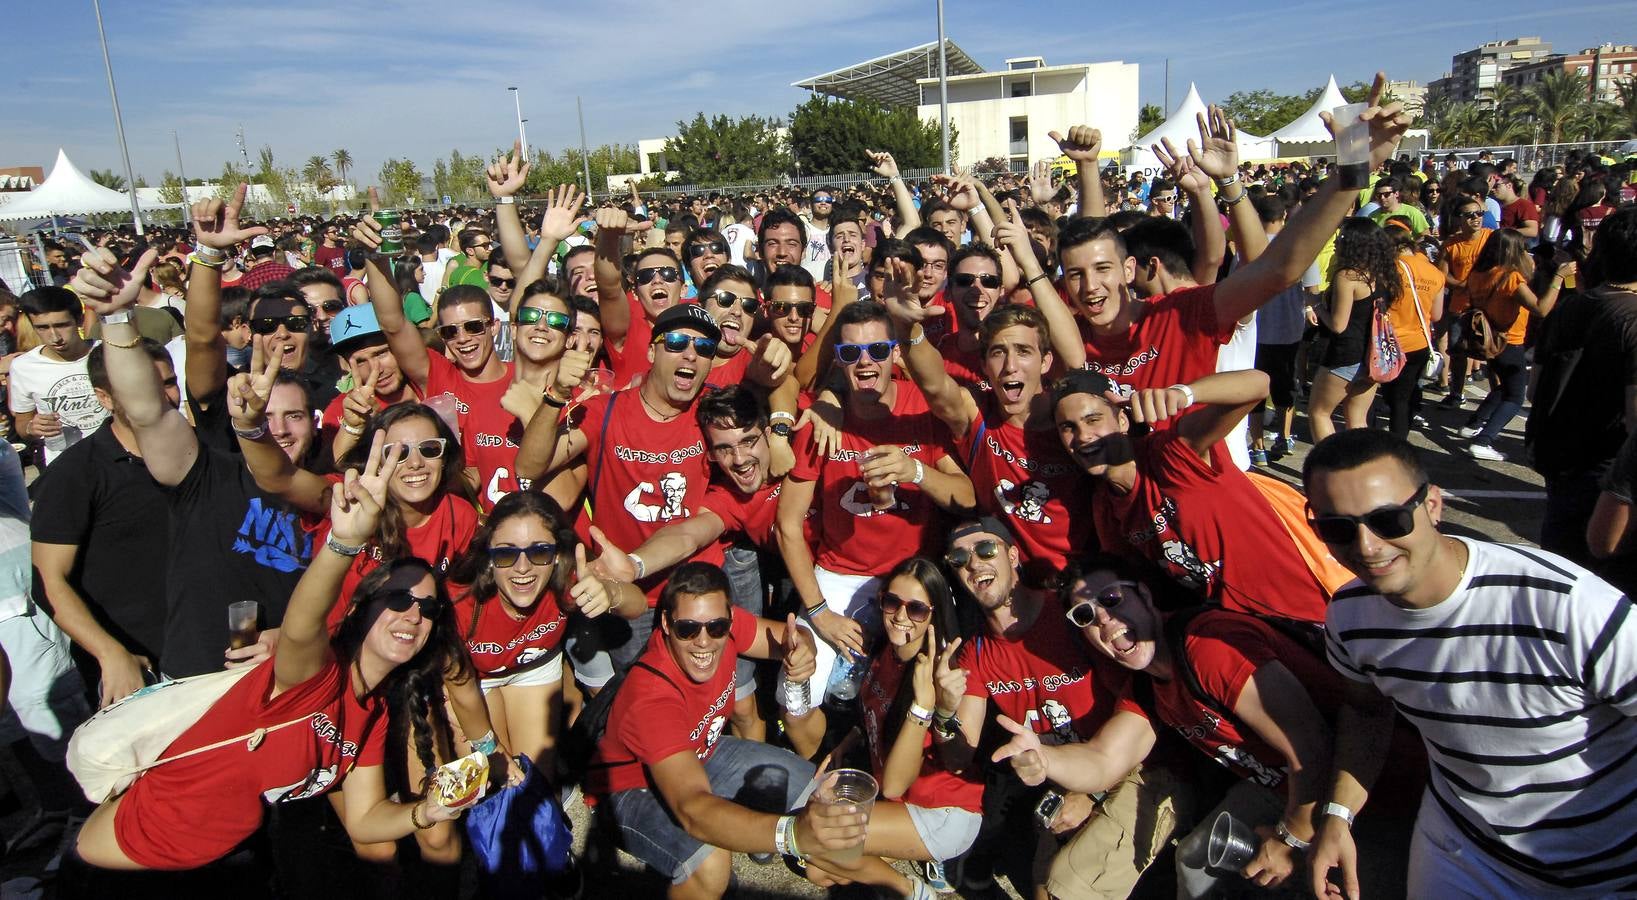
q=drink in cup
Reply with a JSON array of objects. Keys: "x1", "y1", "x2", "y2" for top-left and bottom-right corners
[
  {"x1": 862, "y1": 450, "x2": 896, "y2": 511},
  {"x1": 228, "y1": 600, "x2": 260, "y2": 651},
  {"x1": 1332, "y1": 102, "x2": 1371, "y2": 189},
  {"x1": 813, "y1": 768, "x2": 877, "y2": 864}
]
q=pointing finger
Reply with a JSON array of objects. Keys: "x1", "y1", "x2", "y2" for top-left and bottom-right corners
[{"x1": 367, "y1": 187, "x2": 381, "y2": 213}]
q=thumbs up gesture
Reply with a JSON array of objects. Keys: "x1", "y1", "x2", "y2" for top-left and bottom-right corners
[
  {"x1": 782, "y1": 613, "x2": 817, "y2": 683},
  {"x1": 566, "y1": 541, "x2": 618, "y2": 618}
]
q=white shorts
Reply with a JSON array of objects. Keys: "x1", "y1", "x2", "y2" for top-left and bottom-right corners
[
  {"x1": 479, "y1": 653, "x2": 564, "y2": 693},
  {"x1": 783, "y1": 566, "x2": 882, "y2": 708},
  {"x1": 906, "y1": 803, "x2": 982, "y2": 862}
]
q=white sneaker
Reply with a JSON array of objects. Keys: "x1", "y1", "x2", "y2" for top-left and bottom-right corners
[
  {"x1": 1458, "y1": 425, "x2": 1483, "y2": 438},
  {"x1": 1468, "y1": 443, "x2": 1505, "y2": 461}
]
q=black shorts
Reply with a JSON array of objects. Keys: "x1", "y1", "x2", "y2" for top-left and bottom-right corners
[{"x1": 1255, "y1": 342, "x2": 1300, "y2": 409}]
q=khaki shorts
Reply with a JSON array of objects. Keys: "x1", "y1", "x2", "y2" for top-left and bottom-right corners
[{"x1": 1044, "y1": 764, "x2": 1195, "y2": 900}]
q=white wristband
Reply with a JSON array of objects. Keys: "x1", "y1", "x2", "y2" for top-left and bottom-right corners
[
  {"x1": 1168, "y1": 383, "x2": 1195, "y2": 409},
  {"x1": 627, "y1": 553, "x2": 646, "y2": 581},
  {"x1": 1276, "y1": 821, "x2": 1311, "y2": 851},
  {"x1": 496, "y1": 195, "x2": 515, "y2": 205},
  {"x1": 910, "y1": 459, "x2": 925, "y2": 485},
  {"x1": 1322, "y1": 802, "x2": 1355, "y2": 826}
]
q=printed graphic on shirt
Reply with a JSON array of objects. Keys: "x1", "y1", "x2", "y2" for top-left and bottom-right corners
[
  {"x1": 263, "y1": 764, "x2": 337, "y2": 803},
  {"x1": 39, "y1": 373, "x2": 105, "y2": 432},
  {"x1": 625, "y1": 472, "x2": 693, "y2": 523},
  {"x1": 995, "y1": 478, "x2": 1053, "y2": 523},
  {"x1": 1034, "y1": 698, "x2": 1079, "y2": 744},
  {"x1": 234, "y1": 497, "x2": 315, "y2": 573},
  {"x1": 839, "y1": 480, "x2": 907, "y2": 516},
  {"x1": 690, "y1": 684, "x2": 734, "y2": 760},
  {"x1": 1126, "y1": 495, "x2": 1220, "y2": 590}
]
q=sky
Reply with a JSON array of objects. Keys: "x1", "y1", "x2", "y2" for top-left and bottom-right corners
[{"x1": 2, "y1": 1, "x2": 1630, "y2": 189}]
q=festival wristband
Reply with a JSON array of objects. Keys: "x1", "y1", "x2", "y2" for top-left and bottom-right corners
[
  {"x1": 231, "y1": 422, "x2": 268, "y2": 441},
  {"x1": 627, "y1": 553, "x2": 646, "y2": 581},
  {"x1": 774, "y1": 814, "x2": 794, "y2": 857},
  {"x1": 472, "y1": 731, "x2": 499, "y2": 756},
  {"x1": 910, "y1": 459, "x2": 925, "y2": 486},
  {"x1": 496, "y1": 195, "x2": 515, "y2": 205},
  {"x1": 326, "y1": 535, "x2": 367, "y2": 557},
  {"x1": 907, "y1": 703, "x2": 934, "y2": 724},
  {"x1": 1322, "y1": 802, "x2": 1356, "y2": 826},
  {"x1": 1276, "y1": 821, "x2": 1311, "y2": 851},
  {"x1": 1168, "y1": 383, "x2": 1195, "y2": 409}
]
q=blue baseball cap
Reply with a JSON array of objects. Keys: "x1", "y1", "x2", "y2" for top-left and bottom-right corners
[{"x1": 329, "y1": 304, "x2": 384, "y2": 356}]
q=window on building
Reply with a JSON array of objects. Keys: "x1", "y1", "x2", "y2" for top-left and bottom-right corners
[
  {"x1": 1578, "y1": 65, "x2": 1590, "y2": 75},
  {"x1": 1011, "y1": 80, "x2": 1031, "y2": 98}
]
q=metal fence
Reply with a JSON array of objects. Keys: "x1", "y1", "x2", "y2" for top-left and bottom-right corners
[{"x1": 1404, "y1": 140, "x2": 1632, "y2": 172}]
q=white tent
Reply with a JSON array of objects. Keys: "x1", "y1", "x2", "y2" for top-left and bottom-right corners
[
  {"x1": 0, "y1": 149, "x2": 138, "y2": 222},
  {"x1": 1271, "y1": 75, "x2": 1348, "y2": 155},
  {"x1": 1123, "y1": 83, "x2": 1277, "y2": 174}
]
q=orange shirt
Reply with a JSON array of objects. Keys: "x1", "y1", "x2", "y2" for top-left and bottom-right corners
[
  {"x1": 1441, "y1": 228, "x2": 1492, "y2": 313},
  {"x1": 1389, "y1": 254, "x2": 1446, "y2": 353},
  {"x1": 1469, "y1": 267, "x2": 1529, "y2": 346}
]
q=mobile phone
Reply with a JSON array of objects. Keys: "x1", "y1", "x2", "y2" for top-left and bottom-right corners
[{"x1": 1035, "y1": 790, "x2": 1064, "y2": 829}]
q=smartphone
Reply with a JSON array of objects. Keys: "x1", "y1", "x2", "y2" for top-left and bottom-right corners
[{"x1": 1035, "y1": 790, "x2": 1064, "y2": 829}]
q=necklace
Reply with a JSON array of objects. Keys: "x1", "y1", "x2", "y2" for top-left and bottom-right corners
[{"x1": 640, "y1": 391, "x2": 682, "y2": 422}]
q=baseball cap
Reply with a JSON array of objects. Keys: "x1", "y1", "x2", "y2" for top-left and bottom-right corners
[
  {"x1": 650, "y1": 302, "x2": 720, "y2": 344},
  {"x1": 249, "y1": 235, "x2": 276, "y2": 253},
  {"x1": 329, "y1": 304, "x2": 384, "y2": 356}
]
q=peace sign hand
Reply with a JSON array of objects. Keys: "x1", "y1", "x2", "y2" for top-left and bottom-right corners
[
  {"x1": 1153, "y1": 137, "x2": 1209, "y2": 195},
  {"x1": 933, "y1": 636, "x2": 966, "y2": 716},
  {"x1": 911, "y1": 623, "x2": 937, "y2": 709},
  {"x1": 193, "y1": 182, "x2": 268, "y2": 252},
  {"x1": 991, "y1": 714, "x2": 1048, "y2": 786},
  {"x1": 227, "y1": 340, "x2": 282, "y2": 429},
  {"x1": 341, "y1": 363, "x2": 378, "y2": 432},
  {"x1": 866, "y1": 149, "x2": 901, "y2": 179},
  {"x1": 330, "y1": 432, "x2": 398, "y2": 546}
]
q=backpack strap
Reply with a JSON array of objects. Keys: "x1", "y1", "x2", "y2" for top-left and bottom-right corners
[
  {"x1": 1163, "y1": 606, "x2": 1236, "y2": 722},
  {"x1": 123, "y1": 714, "x2": 318, "y2": 789},
  {"x1": 586, "y1": 392, "x2": 620, "y2": 520},
  {"x1": 964, "y1": 416, "x2": 989, "y2": 472}
]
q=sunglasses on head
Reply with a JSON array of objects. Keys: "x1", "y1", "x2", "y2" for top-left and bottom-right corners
[
  {"x1": 1308, "y1": 482, "x2": 1430, "y2": 545},
  {"x1": 880, "y1": 591, "x2": 933, "y2": 623},
  {"x1": 384, "y1": 437, "x2": 448, "y2": 461},
  {"x1": 635, "y1": 266, "x2": 681, "y2": 285},
  {"x1": 669, "y1": 616, "x2": 732, "y2": 640},
  {"x1": 436, "y1": 318, "x2": 491, "y2": 341},
  {"x1": 250, "y1": 315, "x2": 311, "y2": 335},
  {"x1": 953, "y1": 272, "x2": 1002, "y2": 289},
  {"x1": 944, "y1": 538, "x2": 1003, "y2": 569},
  {"x1": 374, "y1": 588, "x2": 447, "y2": 621},
  {"x1": 655, "y1": 330, "x2": 718, "y2": 356},
  {"x1": 488, "y1": 542, "x2": 558, "y2": 568},
  {"x1": 488, "y1": 276, "x2": 515, "y2": 288},
  {"x1": 1064, "y1": 580, "x2": 1140, "y2": 628},
  {"x1": 767, "y1": 300, "x2": 815, "y2": 318},
  {"x1": 688, "y1": 241, "x2": 728, "y2": 258},
  {"x1": 315, "y1": 299, "x2": 345, "y2": 314},
  {"x1": 515, "y1": 307, "x2": 571, "y2": 331},
  {"x1": 706, "y1": 290, "x2": 759, "y2": 314},
  {"x1": 834, "y1": 340, "x2": 896, "y2": 364}
]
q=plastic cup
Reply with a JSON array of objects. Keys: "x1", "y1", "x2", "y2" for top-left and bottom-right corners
[
  {"x1": 1206, "y1": 811, "x2": 1259, "y2": 873},
  {"x1": 1332, "y1": 102, "x2": 1371, "y2": 189},
  {"x1": 227, "y1": 600, "x2": 260, "y2": 651},
  {"x1": 813, "y1": 768, "x2": 877, "y2": 864},
  {"x1": 424, "y1": 392, "x2": 461, "y2": 437}
]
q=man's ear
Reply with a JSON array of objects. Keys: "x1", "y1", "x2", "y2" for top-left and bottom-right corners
[{"x1": 1425, "y1": 483, "x2": 1444, "y2": 527}]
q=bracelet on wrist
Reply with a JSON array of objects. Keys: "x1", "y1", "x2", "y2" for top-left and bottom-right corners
[
  {"x1": 907, "y1": 703, "x2": 934, "y2": 724},
  {"x1": 628, "y1": 553, "x2": 646, "y2": 581},
  {"x1": 102, "y1": 331, "x2": 143, "y2": 350},
  {"x1": 541, "y1": 390, "x2": 568, "y2": 408},
  {"x1": 326, "y1": 534, "x2": 367, "y2": 557},
  {"x1": 1026, "y1": 271, "x2": 1051, "y2": 287},
  {"x1": 472, "y1": 730, "x2": 499, "y2": 756},
  {"x1": 1276, "y1": 821, "x2": 1311, "y2": 851},
  {"x1": 410, "y1": 801, "x2": 434, "y2": 830},
  {"x1": 496, "y1": 195, "x2": 515, "y2": 205},
  {"x1": 341, "y1": 420, "x2": 365, "y2": 436},
  {"x1": 1321, "y1": 801, "x2": 1356, "y2": 826},
  {"x1": 805, "y1": 600, "x2": 828, "y2": 619},
  {"x1": 774, "y1": 814, "x2": 793, "y2": 857},
  {"x1": 768, "y1": 411, "x2": 796, "y2": 426},
  {"x1": 193, "y1": 244, "x2": 227, "y2": 263},
  {"x1": 910, "y1": 459, "x2": 925, "y2": 485},
  {"x1": 1168, "y1": 383, "x2": 1196, "y2": 409},
  {"x1": 232, "y1": 421, "x2": 268, "y2": 441},
  {"x1": 189, "y1": 253, "x2": 226, "y2": 270}
]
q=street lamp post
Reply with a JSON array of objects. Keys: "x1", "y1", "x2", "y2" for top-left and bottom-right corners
[
  {"x1": 508, "y1": 86, "x2": 529, "y2": 159},
  {"x1": 172, "y1": 130, "x2": 190, "y2": 227},
  {"x1": 576, "y1": 96, "x2": 593, "y2": 196},
  {"x1": 92, "y1": 0, "x2": 144, "y2": 234},
  {"x1": 936, "y1": 0, "x2": 950, "y2": 175}
]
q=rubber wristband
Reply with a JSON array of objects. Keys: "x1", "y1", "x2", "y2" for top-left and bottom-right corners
[
  {"x1": 768, "y1": 411, "x2": 796, "y2": 426},
  {"x1": 341, "y1": 420, "x2": 365, "y2": 436},
  {"x1": 541, "y1": 391, "x2": 568, "y2": 408},
  {"x1": 1168, "y1": 383, "x2": 1195, "y2": 409},
  {"x1": 326, "y1": 535, "x2": 367, "y2": 557},
  {"x1": 1027, "y1": 272, "x2": 1051, "y2": 286},
  {"x1": 1322, "y1": 802, "x2": 1356, "y2": 826},
  {"x1": 1276, "y1": 821, "x2": 1311, "y2": 851},
  {"x1": 232, "y1": 422, "x2": 268, "y2": 441},
  {"x1": 911, "y1": 459, "x2": 925, "y2": 485}
]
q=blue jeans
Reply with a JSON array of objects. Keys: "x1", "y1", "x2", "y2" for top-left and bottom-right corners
[
  {"x1": 1469, "y1": 344, "x2": 1528, "y2": 445},
  {"x1": 722, "y1": 545, "x2": 763, "y2": 695}
]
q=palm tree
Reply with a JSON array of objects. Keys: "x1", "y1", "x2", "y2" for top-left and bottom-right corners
[
  {"x1": 89, "y1": 168, "x2": 127, "y2": 191},
  {"x1": 1613, "y1": 80, "x2": 1637, "y2": 138},
  {"x1": 1527, "y1": 70, "x2": 1593, "y2": 144},
  {"x1": 332, "y1": 148, "x2": 353, "y2": 186}
]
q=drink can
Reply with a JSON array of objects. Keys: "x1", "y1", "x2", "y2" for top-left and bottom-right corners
[{"x1": 374, "y1": 208, "x2": 403, "y2": 254}]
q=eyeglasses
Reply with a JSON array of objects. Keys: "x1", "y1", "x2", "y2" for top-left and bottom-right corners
[
  {"x1": 250, "y1": 315, "x2": 311, "y2": 335},
  {"x1": 669, "y1": 616, "x2": 732, "y2": 640},
  {"x1": 834, "y1": 340, "x2": 896, "y2": 364},
  {"x1": 1064, "y1": 580, "x2": 1140, "y2": 628},
  {"x1": 488, "y1": 276, "x2": 515, "y2": 289},
  {"x1": 384, "y1": 438, "x2": 448, "y2": 462},
  {"x1": 488, "y1": 542, "x2": 558, "y2": 568},
  {"x1": 374, "y1": 588, "x2": 447, "y2": 621},
  {"x1": 654, "y1": 330, "x2": 718, "y2": 356},
  {"x1": 705, "y1": 290, "x2": 759, "y2": 315},
  {"x1": 514, "y1": 307, "x2": 571, "y2": 331},
  {"x1": 1375, "y1": 190, "x2": 1396, "y2": 199},
  {"x1": 953, "y1": 272, "x2": 1002, "y2": 289},
  {"x1": 469, "y1": 241, "x2": 493, "y2": 251},
  {"x1": 767, "y1": 301, "x2": 815, "y2": 318},
  {"x1": 944, "y1": 539, "x2": 1003, "y2": 569},
  {"x1": 635, "y1": 266, "x2": 681, "y2": 285},
  {"x1": 1308, "y1": 483, "x2": 1430, "y2": 545},
  {"x1": 687, "y1": 241, "x2": 728, "y2": 259},
  {"x1": 437, "y1": 318, "x2": 492, "y2": 341},
  {"x1": 879, "y1": 591, "x2": 933, "y2": 623}
]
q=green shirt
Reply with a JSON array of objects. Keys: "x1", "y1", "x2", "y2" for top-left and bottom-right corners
[
  {"x1": 403, "y1": 291, "x2": 432, "y2": 325},
  {"x1": 1370, "y1": 203, "x2": 1430, "y2": 236}
]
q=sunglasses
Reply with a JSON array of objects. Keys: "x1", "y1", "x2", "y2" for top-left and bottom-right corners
[
  {"x1": 250, "y1": 315, "x2": 311, "y2": 335},
  {"x1": 488, "y1": 276, "x2": 515, "y2": 288},
  {"x1": 315, "y1": 299, "x2": 345, "y2": 315},
  {"x1": 469, "y1": 241, "x2": 493, "y2": 250},
  {"x1": 374, "y1": 588, "x2": 447, "y2": 621},
  {"x1": 655, "y1": 330, "x2": 719, "y2": 356},
  {"x1": 437, "y1": 318, "x2": 491, "y2": 341},
  {"x1": 705, "y1": 290, "x2": 760, "y2": 314},
  {"x1": 1151, "y1": 194, "x2": 1177, "y2": 203},
  {"x1": 1308, "y1": 483, "x2": 1430, "y2": 545},
  {"x1": 812, "y1": 196, "x2": 834, "y2": 204},
  {"x1": 384, "y1": 438, "x2": 448, "y2": 461},
  {"x1": 1064, "y1": 580, "x2": 1140, "y2": 628},
  {"x1": 953, "y1": 272, "x2": 1002, "y2": 289},
  {"x1": 669, "y1": 616, "x2": 732, "y2": 640},
  {"x1": 767, "y1": 301, "x2": 815, "y2": 318},
  {"x1": 635, "y1": 266, "x2": 681, "y2": 285},
  {"x1": 515, "y1": 307, "x2": 571, "y2": 331},
  {"x1": 1459, "y1": 210, "x2": 1484, "y2": 219},
  {"x1": 835, "y1": 340, "x2": 897, "y2": 364},
  {"x1": 879, "y1": 591, "x2": 933, "y2": 623},
  {"x1": 488, "y1": 542, "x2": 558, "y2": 568},
  {"x1": 688, "y1": 241, "x2": 728, "y2": 258},
  {"x1": 944, "y1": 538, "x2": 1003, "y2": 569}
]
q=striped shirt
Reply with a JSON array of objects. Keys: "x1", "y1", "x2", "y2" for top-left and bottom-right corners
[{"x1": 1327, "y1": 538, "x2": 1637, "y2": 896}]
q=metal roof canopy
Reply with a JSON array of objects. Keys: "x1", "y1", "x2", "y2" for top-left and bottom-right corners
[{"x1": 794, "y1": 40, "x2": 984, "y2": 108}]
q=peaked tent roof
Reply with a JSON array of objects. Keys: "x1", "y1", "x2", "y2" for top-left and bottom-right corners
[
  {"x1": 0, "y1": 149, "x2": 138, "y2": 222},
  {"x1": 1129, "y1": 83, "x2": 1275, "y2": 165},
  {"x1": 1271, "y1": 75, "x2": 1348, "y2": 145}
]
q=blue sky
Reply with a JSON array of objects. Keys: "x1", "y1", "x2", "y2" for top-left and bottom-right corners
[{"x1": 3, "y1": 1, "x2": 1629, "y2": 187}]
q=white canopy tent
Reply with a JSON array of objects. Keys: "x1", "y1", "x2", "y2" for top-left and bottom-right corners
[
  {"x1": 1271, "y1": 76, "x2": 1347, "y2": 156},
  {"x1": 1122, "y1": 84, "x2": 1277, "y2": 176},
  {"x1": 0, "y1": 149, "x2": 141, "y2": 223}
]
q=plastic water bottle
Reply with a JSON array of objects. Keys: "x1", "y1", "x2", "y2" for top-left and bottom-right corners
[
  {"x1": 826, "y1": 650, "x2": 865, "y2": 702},
  {"x1": 38, "y1": 397, "x2": 67, "y2": 455},
  {"x1": 780, "y1": 670, "x2": 811, "y2": 716}
]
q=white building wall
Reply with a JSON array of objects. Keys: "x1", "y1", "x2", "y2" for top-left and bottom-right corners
[{"x1": 917, "y1": 62, "x2": 1138, "y2": 171}]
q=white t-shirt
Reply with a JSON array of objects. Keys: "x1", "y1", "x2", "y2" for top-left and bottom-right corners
[
  {"x1": 800, "y1": 218, "x2": 831, "y2": 281},
  {"x1": 722, "y1": 223, "x2": 755, "y2": 267},
  {"x1": 420, "y1": 248, "x2": 458, "y2": 303},
  {"x1": 1217, "y1": 315, "x2": 1257, "y2": 471},
  {"x1": 8, "y1": 346, "x2": 109, "y2": 466}
]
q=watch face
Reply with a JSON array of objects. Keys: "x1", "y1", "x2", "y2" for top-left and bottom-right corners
[{"x1": 771, "y1": 423, "x2": 792, "y2": 438}]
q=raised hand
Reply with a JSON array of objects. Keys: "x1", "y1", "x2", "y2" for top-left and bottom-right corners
[
  {"x1": 990, "y1": 714, "x2": 1047, "y2": 785},
  {"x1": 933, "y1": 636, "x2": 966, "y2": 716},
  {"x1": 1153, "y1": 137, "x2": 1210, "y2": 195},
  {"x1": 1317, "y1": 72, "x2": 1411, "y2": 170},
  {"x1": 930, "y1": 173, "x2": 980, "y2": 212},
  {"x1": 1049, "y1": 126, "x2": 1103, "y2": 163},
  {"x1": 486, "y1": 140, "x2": 531, "y2": 198},
  {"x1": 499, "y1": 377, "x2": 545, "y2": 423},
  {"x1": 782, "y1": 614, "x2": 817, "y2": 683},
  {"x1": 1188, "y1": 105, "x2": 1240, "y2": 181},
  {"x1": 566, "y1": 542, "x2": 617, "y2": 618},
  {"x1": 193, "y1": 182, "x2": 268, "y2": 251},
  {"x1": 911, "y1": 623, "x2": 937, "y2": 709},
  {"x1": 866, "y1": 149, "x2": 901, "y2": 179},
  {"x1": 875, "y1": 257, "x2": 935, "y2": 327},
  {"x1": 71, "y1": 245, "x2": 157, "y2": 316},
  {"x1": 1028, "y1": 160, "x2": 1055, "y2": 205},
  {"x1": 991, "y1": 198, "x2": 1034, "y2": 257},
  {"x1": 330, "y1": 432, "x2": 397, "y2": 546},
  {"x1": 341, "y1": 364, "x2": 379, "y2": 432},
  {"x1": 586, "y1": 525, "x2": 637, "y2": 582},
  {"x1": 227, "y1": 341, "x2": 282, "y2": 428},
  {"x1": 554, "y1": 348, "x2": 593, "y2": 394},
  {"x1": 351, "y1": 190, "x2": 385, "y2": 250},
  {"x1": 539, "y1": 184, "x2": 587, "y2": 242},
  {"x1": 592, "y1": 206, "x2": 650, "y2": 237},
  {"x1": 1124, "y1": 386, "x2": 1191, "y2": 424}
]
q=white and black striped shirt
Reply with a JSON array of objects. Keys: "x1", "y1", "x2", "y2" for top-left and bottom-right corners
[{"x1": 1327, "y1": 538, "x2": 1637, "y2": 896}]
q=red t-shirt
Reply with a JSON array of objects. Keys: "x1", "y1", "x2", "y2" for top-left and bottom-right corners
[
  {"x1": 604, "y1": 292, "x2": 657, "y2": 389},
  {"x1": 314, "y1": 245, "x2": 347, "y2": 275},
  {"x1": 114, "y1": 655, "x2": 386, "y2": 869},
  {"x1": 701, "y1": 479, "x2": 783, "y2": 549},
  {"x1": 920, "y1": 289, "x2": 956, "y2": 346},
  {"x1": 1115, "y1": 609, "x2": 1341, "y2": 789},
  {"x1": 1093, "y1": 431, "x2": 1327, "y2": 624},
  {"x1": 575, "y1": 388, "x2": 719, "y2": 603},
  {"x1": 958, "y1": 607, "x2": 1127, "y2": 744},
  {"x1": 962, "y1": 401, "x2": 1093, "y2": 572},
  {"x1": 1500, "y1": 198, "x2": 1540, "y2": 231},
  {"x1": 1081, "y1": 284, "x2": 1233, "y2": 399},
  {"x1": 859, "y1": 650, "x2": 984, "y2": 812},
  {"x1": 704, "y1": 348, "x2": 751, "y2": 390},
  {"x1": 935, "y1": 332, "x2": 988, "y2": 391},
  {"x1": 590, "y1": 606, "x2": 759, "y2": 795},
  {"x1": 322, "y1": 490, "x2": 481, "y2": 631},
  {"x1": 788, "y1": 381, "x2": 954, "y2": 575},
  {"x1": 454, "y1": 589, "x2": 568, "y2": 678},
  {"x1": 423, "y1": 352, "x2": 522, "y2": 512}
]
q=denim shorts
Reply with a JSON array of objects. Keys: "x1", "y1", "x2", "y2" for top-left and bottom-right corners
[
  {"x1": 906, "y1": 803, "x2": 982, "y2": 861},
  {"x1": 1325, "y1": 363, "x2": 1362, "y2": 383}
]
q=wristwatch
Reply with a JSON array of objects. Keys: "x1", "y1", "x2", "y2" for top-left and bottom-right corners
[
  {"x1": 932, "y1": 712, "x2": 963, "y2": 740},
  {"x1": 770, "y1": 422, "x2": 792, "y2": 439},
  {"x1": 102, "y1": 310, "x2": 132, "y2": 326}
]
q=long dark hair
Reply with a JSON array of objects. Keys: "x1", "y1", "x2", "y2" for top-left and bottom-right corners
[
  {"x1": 868, "y1": 558, "x2": 964, "y2": 755},
  {"x1": 340, "y1": 402, "x2": 476, "y2": 561},
  {"x1": 447, "y1": 491, "x2": 576, "y2": 640},
  {"x1": 1331, "y1": 217, "x2": 1401, "y2": 304},
  {"x1": 1472, "y1": 228, "x2": 1532, "y2": 280}
]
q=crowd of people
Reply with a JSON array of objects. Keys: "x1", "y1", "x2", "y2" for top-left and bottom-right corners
[{"x1": 0, "y1": 74, "x2": 1634, "y2": 900}]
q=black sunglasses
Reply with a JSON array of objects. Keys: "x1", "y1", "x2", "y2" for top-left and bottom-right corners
[
  {"x1": 835, "y1": 340, "x2": 896, "y2": 364},
  {"x1": 437, "y1": 318, "x2": 491, "y2": 341},
  {"x1": 655, "y1": 330, "x2": 718, "y2": 356},
  {"x1": 706, "y1": 290, "x2": 759, "y2": 315},
  {"x1": 250, "y1": 315, "x2": 311, "y2": 335},
  {"x1": 953, "y1": 272, "x2": 1002, "y2": 289},
  {"x1": 488, "y1": 542, "x2": 558, "y2": 568},
  {"x1": 488, "y1": 276, "x2": 515, "y2": 288},
  {"x1": 374, "y1": 588, "x2": 447, "y2": 621},
  {"x1": 688, "y1": 241, "x2": 728, "y2": 259},
  {"x1": 669, "y1": 616, "x2": 732, "y2": 640},
  {"x1": 515, "y1": 307, "x2": 570, "y2": 331},
  {"x1": 1459, "y1": 210, "x2": 1484, "y2": 220},
  {"x1": 1064, "y1": 580, "x2": 1139, "y2": 628},
  {"x1": 634, "y1": 266, "x2": 680, "y2": 285},
  {"x1": 1308, "y1": 483, "x2": 1430, "y2": 545},
  {"x1": 767, "y1": 301, "x2": 815, "y2": 318},
  {"x1": 880, "y1": 591, "x2": 933, "y2": 623},
  {"x1": 316, "y1": 299, "x2": 345, "y2": 314},
  {"x1": 944, "y1": 539, "x2": 1003, "y2": 569}
]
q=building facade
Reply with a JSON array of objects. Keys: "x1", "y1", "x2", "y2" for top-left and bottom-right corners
[
  {"x1": 1429, "y1": 37, "x2": 1555, "y2": 104},
  {"x1": 1502, "y1": 44, "x2": 1637, "y2": 102}
]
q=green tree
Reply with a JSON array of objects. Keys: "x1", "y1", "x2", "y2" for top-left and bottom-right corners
[
  {"x1": 331, "y1": 148, "x2": 353, "y2": 185},
  {"x1": 1136, "y1": 103, "x2": 1164, "y2": 138},
  {"x1": 1528, "y1": 70, "x2": 1593, "y2": 144},
  {"x1": 89, "y1": 168, "x2": 127, "y2": 191},
  {"x1": 133, "y1": 174, "x2": 149, "y2": 189},
  {"x1": 786, "y1": 95, "x2": 951, "y2": 176},
  {"x1": 378, "y1": 158, "x2": 423, "y2": 206},
  {"x1": 1219, "y1": 89, "x2": 1311, "y2": 135},
  {"x1": 1613, "y1": 80, "x2": 1637, "y2": 138},
  {"x1": 157, "y1": 171, "x2": 185, "y2": 205},
  {"x1": 666, "y1": 112, "x2": 790, "y2": 184}
]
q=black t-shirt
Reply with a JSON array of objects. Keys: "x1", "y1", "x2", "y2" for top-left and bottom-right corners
[
  {"x1": 158, "y1": 445, "x2": 314, "y2": 678},
  {"x1": 189, "y1": 349, "x2": 341, "y2": 457},
  {"x1": 1528, "y1": 287, "x2": 1637, "y2": 475},
  {"x1": 30, "y1": 421, "x2": 168, "y2": 663}
]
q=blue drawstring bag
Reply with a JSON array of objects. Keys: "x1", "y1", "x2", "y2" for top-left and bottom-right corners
[{"x1": 463, "y1": 754, "x2": 579, "y2": 899}]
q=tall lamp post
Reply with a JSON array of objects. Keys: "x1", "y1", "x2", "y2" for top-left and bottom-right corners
[
  {"x1": 936, "y1": 0, "x2": 950, "y2": 174},
  {"x1": 172, "y1": 130, "x2": 190, "y2": 228},
  {"x1": 92, "y1": 0, "x2": 144, "y2": 234},
  {"x1": 576, "y1": 96, "x2": 593, "y2": 196},
  {"x1": 508, "y1": 86, "x2": 529, "y2": 158}
]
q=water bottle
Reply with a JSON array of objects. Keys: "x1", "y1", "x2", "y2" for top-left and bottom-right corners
[
  {"x1": 780, "y1": 670, "x2": 811, "y2": 716},
  {"x1": 826, "y1": 650, "x2": 865, "y2": 703},
  {"x1": 38, "y1": 398, "x2": 67, "y2": 455}
]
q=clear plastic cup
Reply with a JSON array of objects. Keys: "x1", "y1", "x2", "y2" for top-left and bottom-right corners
[
  {"x1": 227, "y1": 600, "x2": 260, "y2": 651},
  {"x1": 1206, "y1": 811, "x2": 1259, "y2": 873},
  {"x1": 1332, "y1": 102, "x2": 1371, "y2": 189},
  {"x1": 424, "y1": 392, "x2": 461, "y2": 437},
  {"x1": 813, "y1": 768, "x2": 877, "y2": 863}
]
